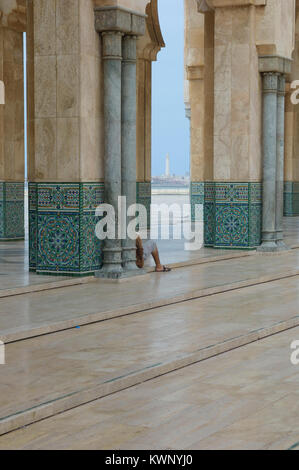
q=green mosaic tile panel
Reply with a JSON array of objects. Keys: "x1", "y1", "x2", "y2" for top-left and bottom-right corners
[
  {"x1": 284, "y1": 182, "x2": 299, "y2": 216},
  {"x1": 0, "y1": 182, "x2": 24, "y2": 240},
  {"x1": 190, "y1": 182, "x2": 205, "y2": 223},
  {"x1": 191, "y1": 181, "x2": 262, "y2": 249},
  {"x1": 29, "y1": 182, "x2": 104, "y2": 275}
]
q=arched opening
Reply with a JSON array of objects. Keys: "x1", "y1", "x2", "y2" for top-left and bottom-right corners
[{"x1": 151, "y1": 0, "x2": 191, "y2": 259}]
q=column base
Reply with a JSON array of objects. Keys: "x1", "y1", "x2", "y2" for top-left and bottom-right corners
[
  {"x1": 276, "y1": 240, "x2": 289, "y2": 251},
  {"x1": 191, "y1": 182, "x2": 262, "y2": 250},
  {"x1": 122, "y1": 246, "x2": 137, "y2": 271},
  {"x1": 0, "y1": 182, "x2": 24, "y2": 240},
  {"x1": 95, "y1": 267, "x2": 146, "y2": 281},
  {"x1": 284, "y1": 182, "x2": 299, "y2": 216},
  {"x1": 257, "y1": 241, "x2": 279, "y2": 252},
  {"x1": 29, "y1": 183, "x2": 104, "y2": 276}
]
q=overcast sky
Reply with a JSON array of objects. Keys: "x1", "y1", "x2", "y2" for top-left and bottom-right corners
[{"x1": 152, "y1": 0, "x2": 190, "y2": 177}]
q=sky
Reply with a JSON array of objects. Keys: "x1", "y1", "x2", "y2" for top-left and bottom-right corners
[{"x1": 152, "y1": 0, "x2": 190, "y2": 177}]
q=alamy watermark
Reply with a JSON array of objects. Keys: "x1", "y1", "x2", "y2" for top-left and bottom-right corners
[
  {"x1": 94, "y1": 197, "x2": 203, "y2": 251},
  {"x1": 290, "y1": 340, "x2": 299, "y2": 365}
]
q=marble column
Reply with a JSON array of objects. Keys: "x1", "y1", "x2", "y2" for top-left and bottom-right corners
[
  {"x1": 100, "y1": 31, "x2": 124, "y2": 277},
  {"x1": 94, "y1": 7, "x2": 146, "y2": 279},
  {"x1": 259, "y1": 72, "x2": 278, "y2": 252},
  {"x1": 276, "y1": 74, "x2": 287, "y2": 249},
  {"x1": 122, "y1": 35, "x2": 139, "y2": 271}
]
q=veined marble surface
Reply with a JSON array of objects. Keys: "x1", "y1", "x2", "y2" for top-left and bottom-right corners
[{"x1": 0, "y1": 326, "x2": 298, "y2": 450}]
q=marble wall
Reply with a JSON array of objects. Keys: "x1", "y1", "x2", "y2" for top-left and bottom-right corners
[
  {"x1": 27, "y1": 0, "x2": 104, "y2": 183},
  {"x1": 0, "y1": 182, "x2": 24, "y2": 240},
  {"x1": 0, "y1": 25, "x2": 24, "y2": 182},
  {"x1": 0, "y1": 3, "x2": 25, "y2": 240},
  {"x1": 213, "y1": 5, "x2": 262, "y2": 182}
]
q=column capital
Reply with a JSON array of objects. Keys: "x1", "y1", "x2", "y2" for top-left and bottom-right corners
[
  {"x1": 258, "y1": 55, "x2": 292, "y2": 75},
  {"x1": 277, "y1": 74, "x2": 286, "y2": 95},
  {"x1": 122, "y1": 35, "x2": 137, "y2": 62},
  {"x1": 94, "y1": 6, "x2": 146, "y2": 36},
  {"x1": 262, "y1": 72, "x2": 279, "y2": 93},
  {"x1": 101, "y1": 31, "x2": 123, "y2": 60},
  {"x1": 197, "y1": 0, "x2": 266, "y2": 12}
]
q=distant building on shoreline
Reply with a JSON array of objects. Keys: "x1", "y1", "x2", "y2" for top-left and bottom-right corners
[{"x1": 152, "y1": 153, "x2": 190, "y2": 194}]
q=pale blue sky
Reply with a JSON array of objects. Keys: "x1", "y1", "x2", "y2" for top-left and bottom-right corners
[{"x1": 152, "y1": 0, "x2": 190, "y2": 177}]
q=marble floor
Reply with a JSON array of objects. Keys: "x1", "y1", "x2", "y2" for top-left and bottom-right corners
[
  {"x1": 0, "y1": 239, "x2": 248, "y2": 295},
  {"x1": 0, "y1": 326, "x2": 298, "y2": 450},
  {"x1": 0, "y1": 217, "x2": 299, "y2": 444},
  {"x1": 0, "y1": 273, "x2": 299, "y2": 432},
  {"x1": 0, "y1": 241, "x2": 71, "y2": 291},
  {"x1": 0, "y1": 216, "x2": 298, "y2": 294},
  {"x1": 1, "y1": 248, "x2": 299, "y2": 343}
]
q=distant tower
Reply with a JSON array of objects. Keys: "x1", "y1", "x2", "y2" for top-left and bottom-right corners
[{"x1": 165, "y1": 153, "x2": 170, "y2": 178}]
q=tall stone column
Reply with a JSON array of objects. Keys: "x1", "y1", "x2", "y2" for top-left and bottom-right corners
[
  {"x1": 258, "y1": 56, "x2": 292, "y2": 252},
  {"x1": 259, "y1": 72, "x2": 279, "y2": 251},
  {"x1": 94, "y1": 7, "x2": 145, "y2": 279},
  {"x1": 276, "y1": 74, "x2": 287, "y2": 249},
  {"x1": 100, "y1": 31, "x2": 124, "y2": 277},
  {"x1": 122, "y1": 35, "x2": 139, "y2": 271}
]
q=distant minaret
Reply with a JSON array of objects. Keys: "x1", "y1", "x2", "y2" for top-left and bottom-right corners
[{"x1": 165, "y1": 153, "x2": 170, "y2": 178}]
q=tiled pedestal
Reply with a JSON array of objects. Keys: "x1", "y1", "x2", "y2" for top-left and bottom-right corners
[
  {"x1": 0, "y1": 182, "x2": 24, "y2": 240},
  {"x1": 191, "y1": 182, "x2": 262, "y2": 249},
  {"x1": 29, "y1": 183, "x2": 104, "y2": 276},
  {"x1": 284, "y1": 182, "x2": 299, "y2": 216}
]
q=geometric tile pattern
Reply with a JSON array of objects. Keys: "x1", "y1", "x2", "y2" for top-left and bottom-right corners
[
  {"x1": 0, "y1": 182, "x2": 24, "y2": 240},
  {"x1": 191, "y1": 181, "x2": 262, "y2": 249},
  {"x1": 136, "y1": 182, "x2": 151, "y2": 230},
  {"x1": 190, "y1": 182, "x2": 205, "y2": 222},
  {"x1": 29, "y1": 183, "x2": 105, "y2": 276},
  {"x1": 284, "y1": 182, "x2": 299, "y2": 216}
]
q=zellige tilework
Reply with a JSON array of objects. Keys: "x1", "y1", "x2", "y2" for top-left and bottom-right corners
[
  {"x1": 284, "y1": 182, "x2": 299, "y2": 216},
  {"x1": 191, "y1": 182, "x2": 262, "y2": 249},
  {"x1": 0, "y1": 182, "x2": 24, "y2": 240},
  {"x1": 29, "y1": 183, "x2": 104, "y2": 276}
]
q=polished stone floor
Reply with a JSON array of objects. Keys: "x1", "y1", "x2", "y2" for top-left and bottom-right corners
[
  {"x1": 0, "y1": 217, "x2": 299, "y2": 446},
  {"x1": 0, "y1": 327, "x2": 298, "y2": 450},
  {"x1": 0, "y1": 247, "x2": 298, "y2": 343},
  {"x1": 0, "y1": 269, "x2": 299, "y2": 434},
  {"x1": 0, "y1": 241, "x2": 70, "y2": 291},
  {"x1": 0, "y1": 217, "x2": 298, "y2": 294}
]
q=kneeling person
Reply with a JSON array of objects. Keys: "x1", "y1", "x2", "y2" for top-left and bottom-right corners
[{"x1": 136, "y1": 237, "x2": 171, "y2": 272}]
